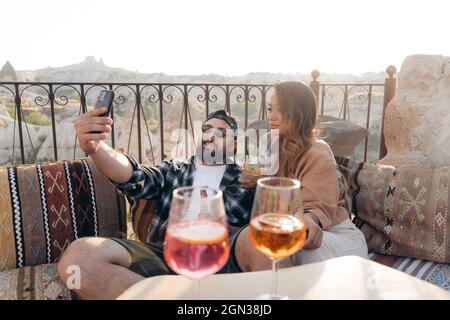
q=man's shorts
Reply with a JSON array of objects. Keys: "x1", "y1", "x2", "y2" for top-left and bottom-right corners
[{"x1": 109, "y1": 227, "x2": 244, "y2": 278}]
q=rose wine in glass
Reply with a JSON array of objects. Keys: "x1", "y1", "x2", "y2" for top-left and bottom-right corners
[
  {"x1": 163, "y1": 186, "x2": 229, "y2": 299},
  {"x1": 164, "y1": 220, "x2": 229, "y2": 280},
  {"x1": 249, "y1": 177, "x2": 306, "y2": 300}
]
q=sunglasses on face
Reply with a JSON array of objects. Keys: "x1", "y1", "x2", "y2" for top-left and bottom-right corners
[{"x1": 201, "y1": 124, "x2": 229, "y2": 138}]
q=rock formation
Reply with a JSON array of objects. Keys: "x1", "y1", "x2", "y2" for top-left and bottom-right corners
[
  {"x1": 379, "y1": 54, "x2": 450, "y2": 166},
  {"x1": 0, "y1": 61, "x2": 18, "y2": 81}
]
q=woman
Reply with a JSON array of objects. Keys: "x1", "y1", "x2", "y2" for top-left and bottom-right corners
[{"x1": 234, "y1": 81, "x2": 368, "y2": 271}]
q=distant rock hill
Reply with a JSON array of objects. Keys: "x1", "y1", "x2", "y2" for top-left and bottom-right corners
[
  {"x1": 0, "y1": 61, "x2": 18, "y2": 81},
  {"x1": 1, "y1": 56, "x2": 388, "y2": 84}
]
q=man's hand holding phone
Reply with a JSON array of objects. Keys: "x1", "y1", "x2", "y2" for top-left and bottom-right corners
[
  {"x1": 74, "y1": 107, "x2": 114, "y2": 156},
  {"x1": 73, "y1": 90, "x2": 134, "y2": 184},
  {"x1": 75, "y1": 90, "x2": 115, "y2": 155}
]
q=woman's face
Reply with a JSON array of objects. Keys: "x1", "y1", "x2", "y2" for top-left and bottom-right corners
[{"x1": 268, "y1": 94, "x2": 285, "y2": 131}]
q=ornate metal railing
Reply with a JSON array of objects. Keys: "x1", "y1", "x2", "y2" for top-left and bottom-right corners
[{"x1": 0, "y1": 66, "x2": 396, "y2": 166}]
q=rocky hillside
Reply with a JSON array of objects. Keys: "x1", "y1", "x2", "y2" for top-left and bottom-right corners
[{"x1": 4, "y1": 56, "x2": 387, "y2": 84}]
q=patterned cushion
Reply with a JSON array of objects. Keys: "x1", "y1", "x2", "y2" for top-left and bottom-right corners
[
  {"x1": 0, "y1": 263, "x2": 72, "y2": 300},
  {"x1": 335, "y1": 157, "x2": 450, "y2": 264},
  {"x1": 369, "y1": 252, "x2": 450, "y2": 291},
  {"x1": 127, "y1": 196, "x2": 161, "y2": 244},
  {"x1": 0, "y1": 157, "x2": 127, "y2": 272}
]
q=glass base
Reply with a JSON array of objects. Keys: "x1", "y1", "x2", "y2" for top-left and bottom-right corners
[{"x1": 254, "y1": 294, "x2": 290, "y2": 300}]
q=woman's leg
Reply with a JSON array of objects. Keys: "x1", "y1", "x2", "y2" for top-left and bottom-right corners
[
  {"x1": 234, "y1": 226, "x2": 294, "y2": 272},
  {"x1": 234, "y1": 219, "x2": 368, "y2": 271},
  {"x1": 292, "y1": 218, "x2": 368, "y2": 265}
]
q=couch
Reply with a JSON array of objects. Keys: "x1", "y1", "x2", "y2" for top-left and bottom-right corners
[
  {"x1": 0, "y1": 158, "x2": 126, "y2": 299},
  {"x1": 0, "y1": 156, "x2": 448, "y2": 300}
]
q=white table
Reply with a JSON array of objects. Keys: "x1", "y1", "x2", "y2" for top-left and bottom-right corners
[{"x1": 117, "y1": 255, "x2": 450, "y2": 300}]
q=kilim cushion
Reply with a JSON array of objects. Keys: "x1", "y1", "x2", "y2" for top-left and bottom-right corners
[
  {"x1": 336, "y1": 157, "x2": 450, "y2": 264},
  {"x1": 0, "y1": 157, "x2": 127, "y2": 272},
  {"x1": 369, "y1": 252, "x2": 450, "y2": 291},
  {"x1": 0, "y1": 263, "x2": 72, "y2": 300},
  {"x1": 127, "y1": 196, "x2": 161, "y2": 244}
]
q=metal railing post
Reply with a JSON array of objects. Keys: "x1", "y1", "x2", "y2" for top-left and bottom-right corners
[
  {"x1": 136, "y1": 84, "x2": 143, "y2": 163},
  {"x1": 14, "y1": 84, "x2": 25, "y2": 164},
  {"x1": 310, "y1": 69, "x2": 320, "y2": 103},
  {"x1": 48, "y1": 84, "x2": 58, "y2": 161},
  {"x1": 379, "y1": 65, "x2": 397, "y2": 159}
]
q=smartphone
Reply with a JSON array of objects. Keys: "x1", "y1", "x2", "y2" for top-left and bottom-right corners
[
  {"x1": 94, "y1": 90, "x2": 115, "y2": 116},
  {"x1": 91, "y1": 90, "x2": 115, "y2": 133}
]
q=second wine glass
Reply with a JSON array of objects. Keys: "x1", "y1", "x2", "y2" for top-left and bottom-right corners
[{"x1": 249, "y1": 177, "x2": 306, "y2": 300}]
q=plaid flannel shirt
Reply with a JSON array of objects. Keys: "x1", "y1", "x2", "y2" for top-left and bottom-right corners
[{"x1": 111, "y1": 155, "x2": 255, "y2": 241}]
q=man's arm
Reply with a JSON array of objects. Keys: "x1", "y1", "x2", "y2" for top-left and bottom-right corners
[{"x1": 89, "y1": 141, "x2": 134, "y2": 183}]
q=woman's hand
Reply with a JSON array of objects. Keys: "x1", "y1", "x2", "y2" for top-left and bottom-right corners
[
  {"x1": 238, "y1": 176, "x2": 257, "y2": 188},
  {"x1": 303, "y1": 212, "x2": 323, "y2": 250}
]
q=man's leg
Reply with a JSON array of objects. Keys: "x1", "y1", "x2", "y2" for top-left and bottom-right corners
[{"x1": 58, "y1": 237, "x2": 144, "y2": 300}]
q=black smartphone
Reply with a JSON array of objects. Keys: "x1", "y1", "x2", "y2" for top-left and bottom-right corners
[
  {"x1": 94, "y1": 90, "x2": 115, "y2": 116},
  {"x1": 91, "y1": 90, "x2": 115, "y2": 133}
]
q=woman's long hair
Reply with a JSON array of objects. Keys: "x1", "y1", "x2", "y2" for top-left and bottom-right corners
[{"x1": 273, "y1": 81, "x2": 319, "y2": 177}]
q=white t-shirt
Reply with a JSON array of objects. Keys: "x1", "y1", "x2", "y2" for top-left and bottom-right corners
[
  {"x1": 185, "y1": 164, "x2": 226, "y2": 219},
  {"x1": 192, "y1": 164, "x2": 226, "y2": 189}
]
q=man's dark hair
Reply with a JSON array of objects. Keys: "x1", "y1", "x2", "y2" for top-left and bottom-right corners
[{"x1": 204, "y1": 110, "x2": 238, "y2": 139}]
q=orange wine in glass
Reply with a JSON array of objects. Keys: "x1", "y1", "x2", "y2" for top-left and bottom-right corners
[{"x1": 249, "y1": 177, "x2": 306, "y2": 300}]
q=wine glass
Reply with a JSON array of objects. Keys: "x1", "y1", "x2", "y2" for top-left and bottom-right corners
[
  {"x1": 163, "y1": 186, "x2": 230, "y2": 299},
  {"x1": 249, "y1": 177, "x2": 306, "y2": 300}
]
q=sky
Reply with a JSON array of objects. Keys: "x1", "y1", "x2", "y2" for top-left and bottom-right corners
[{"x1": 1, "y1": 0, "x2": 449, "y2": 75}]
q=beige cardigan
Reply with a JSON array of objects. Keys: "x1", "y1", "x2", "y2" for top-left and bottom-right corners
[{"x1": 293, "y1": 139, "x2": 350, "y2": 230}]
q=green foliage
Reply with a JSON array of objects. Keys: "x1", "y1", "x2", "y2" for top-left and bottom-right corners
[
  {"x1": 6, "y1": 107, "x2": 51, "y2": 126},
  {"x1": 143, "y1": 102, "x2": 159, "y2": 135},
  {"x1": 0, "y1": 98, "x2": 15, "y2": 108},
  {"x1": 0, "y1": 162, "x2": 12, "y2": 169},
  {"x1": 26, "y1": 111, "x2": 52, "y2": 126},
  {"x1": 6, "y1": 107, "x2": 16, "y2": 119},
  {"x1": 143, "y1": 102, "x2": 158, "y2": 119}
]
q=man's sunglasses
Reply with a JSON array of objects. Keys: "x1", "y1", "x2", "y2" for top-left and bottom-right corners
[{"x1": 201, "y1": 124, "x2": 230, "y2": 138}]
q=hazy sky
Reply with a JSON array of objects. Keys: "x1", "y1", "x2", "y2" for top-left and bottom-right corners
[{"x1": 1, "y1": 0, "x2": 449, "y2": 75}]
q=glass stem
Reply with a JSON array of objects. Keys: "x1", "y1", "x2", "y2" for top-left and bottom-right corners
[{"x1": 271, "y1": 260, "x2": 279, "y2": 298}]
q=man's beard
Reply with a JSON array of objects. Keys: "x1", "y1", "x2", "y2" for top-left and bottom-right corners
[{"x1": 196, "y1": 140, "x2": 230, "y2": 165}]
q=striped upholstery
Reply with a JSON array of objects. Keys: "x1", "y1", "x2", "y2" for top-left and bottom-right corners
[
  {"x1": 0, "y1": 263, "x2": 71, "y2": 300},
  {"x1": 369, "y1": 252, "x2": 450, "y2": 291},
  {"x1": 0, "y1": 158, "x2": 127, "y2": 272},
  {"x1": 128, "y1": 196, "x2": 159, "y2": 244}
]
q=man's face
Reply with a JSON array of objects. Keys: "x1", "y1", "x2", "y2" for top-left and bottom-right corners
[{"x1": 197, "y1": 118, "x2": 236, "y2": 164}]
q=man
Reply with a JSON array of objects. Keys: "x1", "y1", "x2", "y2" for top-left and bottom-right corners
[{"x1": 57, "y1": 108, "x2": 254, "y2": 299}]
